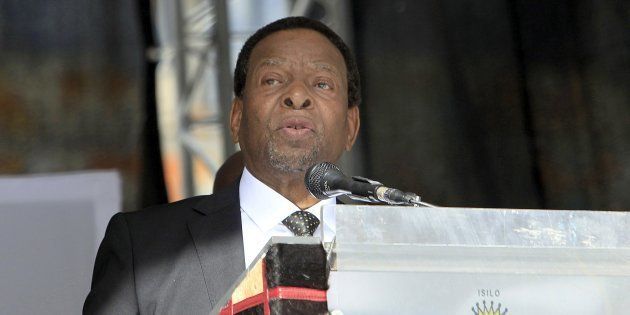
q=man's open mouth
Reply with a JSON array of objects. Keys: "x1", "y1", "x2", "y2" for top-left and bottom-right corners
[{"x1": 278, "y1": 117, "x2": 315, "y2": 131}]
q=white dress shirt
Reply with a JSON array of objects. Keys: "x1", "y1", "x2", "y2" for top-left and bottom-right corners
[{"x1": 239, "y1": 167, "x2": 336, "y2": 267}]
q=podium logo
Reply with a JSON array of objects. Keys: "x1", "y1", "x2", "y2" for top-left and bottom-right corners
[{"x1": 471, "y1": 300, "x2": 507, "y2": 315}]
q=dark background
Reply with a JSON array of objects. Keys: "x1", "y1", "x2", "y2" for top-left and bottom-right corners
[
  {"x1": 354, "y1": 0, "x2": 629, "y2": 210},
  {"x1": 1, "y1": 0, "x2": 628, "y2": 211}
]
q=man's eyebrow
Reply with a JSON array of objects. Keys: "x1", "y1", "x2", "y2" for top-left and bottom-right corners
[
  {"x1": 310, "y1": 62, "x2": 340, "y2": 75},
  {"x1": 255, "y1": 58, "x2": 287, "y2": 68}
]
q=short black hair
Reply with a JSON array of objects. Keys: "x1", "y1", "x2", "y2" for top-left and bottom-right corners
[{"x1": 233, "y1": 16, "x2": 361, "y2": 107}]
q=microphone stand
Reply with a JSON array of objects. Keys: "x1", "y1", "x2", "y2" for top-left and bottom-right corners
[
  {"x1": 345, "y1": 177, "x2": 438, "y2": 208},
  {"x1": 347, "y1": 192, "x2": 437, "y2": 207},
  {"x1": 407, "y1": 195, "x2": 438, "y2": 208}
]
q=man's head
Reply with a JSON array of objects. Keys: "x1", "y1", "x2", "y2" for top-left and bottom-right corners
[
  {"x1": 233, "y1": 17, "x2": 361, "y2": 108},
  {"x1": 229, "y1": 17, "x2": 361, "y2": 203}
]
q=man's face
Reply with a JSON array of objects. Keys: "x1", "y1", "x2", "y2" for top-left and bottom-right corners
[{"x1": 230, "y1": 28, "x2": 359, "y2": 177}]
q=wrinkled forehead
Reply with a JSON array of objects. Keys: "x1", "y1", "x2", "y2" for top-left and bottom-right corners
[
  {"x1": 247, "y1": 29, "x2": 347, "y2": 78},
  {"x1": 254, "y1": 56, "x2": 342, "y2": 76}
]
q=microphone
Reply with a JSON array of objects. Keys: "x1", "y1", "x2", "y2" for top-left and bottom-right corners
[{"x1": 304, "y1": 162, "x2": 432, "y2": 206}]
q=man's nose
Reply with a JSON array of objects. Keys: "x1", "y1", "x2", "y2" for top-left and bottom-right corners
[{"x1": 282, "y1": 82, "x2": 312, "y2": 109}]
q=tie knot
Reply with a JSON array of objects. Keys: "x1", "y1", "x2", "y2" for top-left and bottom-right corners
[{"x1": 282, "y1": 210, "x2": 320, "y2": 236}]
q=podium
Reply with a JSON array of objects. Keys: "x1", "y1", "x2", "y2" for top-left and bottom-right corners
[
  {"x1": 215, "y1": 205, "x2": 630, "y2": 314},
  {"x1": 327, "y1": 205, "x2": 630, "y2": 314}
]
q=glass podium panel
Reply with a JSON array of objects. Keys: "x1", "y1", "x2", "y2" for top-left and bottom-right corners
[{"x1": 324, "y1": 205, "x2": 630, "y2": 315}]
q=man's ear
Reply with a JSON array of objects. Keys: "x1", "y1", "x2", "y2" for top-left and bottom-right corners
[
  {"x1": 345, "y1": 105, "x2": 360, "y2": 151},
  {"x1": 229, "y1": 98, "x2": 243, "y2": 143}
]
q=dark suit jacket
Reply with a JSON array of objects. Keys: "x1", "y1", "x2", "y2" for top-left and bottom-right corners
[{"x1": 83, "y1": 181, "x2": 245, "y2": 315}]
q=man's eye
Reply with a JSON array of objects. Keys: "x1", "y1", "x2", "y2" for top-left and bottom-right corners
[
  {"x1": 264, "y1": 78, "x2": 281, "y2": 85},
  {"x1": 316, "y1": 81, "x2": 331, "y2": 90}
]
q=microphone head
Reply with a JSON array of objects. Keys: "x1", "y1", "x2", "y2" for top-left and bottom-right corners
[{"x1": 305, "y1": 162, "x2": 342, "y2": 199}]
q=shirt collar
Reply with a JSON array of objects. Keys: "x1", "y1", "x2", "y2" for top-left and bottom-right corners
[{"x1": 239, "y1": 167, "x2": 335, "y2": 234}]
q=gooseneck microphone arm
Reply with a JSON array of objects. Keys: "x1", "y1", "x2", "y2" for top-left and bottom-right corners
[{"x1": 304, "y1": 162, "x2": 437, "y2": 207}]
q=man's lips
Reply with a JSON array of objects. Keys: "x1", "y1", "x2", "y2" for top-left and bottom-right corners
[
  {"x1": 276, "y1": 117, "x2": 316, "y2": 131},
  {"x1": 275, "y1": 117, "x2": 316, "y2": 138}
]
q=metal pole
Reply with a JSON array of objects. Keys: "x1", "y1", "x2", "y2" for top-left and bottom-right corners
[
  {"x1": 213, "y1": 0, "x2": 236, "y2": 158},
  {"x1": 173, "y1": 0, "x2": 194, "y2": 197}
]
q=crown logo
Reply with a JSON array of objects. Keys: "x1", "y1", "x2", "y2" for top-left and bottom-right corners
[{"x1": 471, "y1": 300, "x2": 508, "y2": 315}]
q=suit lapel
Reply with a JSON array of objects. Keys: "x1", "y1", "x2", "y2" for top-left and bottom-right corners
[{"x1": 187, "y1": 182, "x2": 245, "y2": 308}]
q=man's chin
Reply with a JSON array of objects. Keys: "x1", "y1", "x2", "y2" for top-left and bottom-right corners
[
  {"x1": 277, "y1": 136, "x2": 316, "y2": 148},
  {"x1": 267, "y1": 148, "x2": 319, "y2": 173}
]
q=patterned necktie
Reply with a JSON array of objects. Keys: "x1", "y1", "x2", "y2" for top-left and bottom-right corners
[{"x1": 282, "y1": 210, "x2": 320, "y2": 236}]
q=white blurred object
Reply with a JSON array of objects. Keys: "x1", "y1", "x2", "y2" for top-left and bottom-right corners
[{"x1": 0, "y1": 171, "x2": 120, "y2": 314}]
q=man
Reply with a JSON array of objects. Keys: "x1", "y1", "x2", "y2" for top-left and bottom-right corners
[{"x1": 83, "y1": 16, "x2": 360, "y2": 314}]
